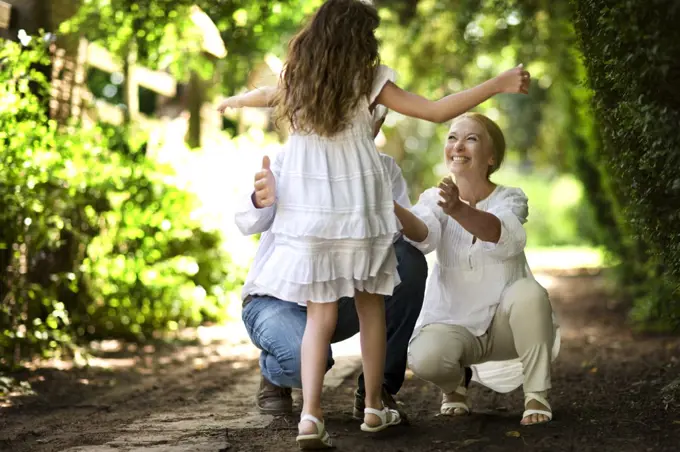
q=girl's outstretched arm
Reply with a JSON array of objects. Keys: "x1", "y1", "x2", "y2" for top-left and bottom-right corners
[
  {"x1": 217, "y1": 86, "x2": 278, "y2": 112},
  {"x1": 375, "y1": 65, "x2": 530, "y2": 123}
]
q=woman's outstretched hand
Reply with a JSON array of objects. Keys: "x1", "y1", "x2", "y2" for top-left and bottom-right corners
[{"x1": 437, "y1": 176, "x2": 463, "y2": 216}]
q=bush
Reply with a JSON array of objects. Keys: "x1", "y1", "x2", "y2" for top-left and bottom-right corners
[
  {"x1": 0, "y1": 38, "x2": 237, "y2": 367},
  {"x1": 571, "y1": 0, "x2": 680, "y2": 328}
]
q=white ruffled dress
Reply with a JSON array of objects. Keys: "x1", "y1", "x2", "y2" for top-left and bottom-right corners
[{"x1": 253, "y1": 65, "x2": 401, "y2": 304}]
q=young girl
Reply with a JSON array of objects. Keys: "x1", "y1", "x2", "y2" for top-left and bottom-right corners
[{"x1": 218, "y1": 0, "x2": 530, "y2": 448}]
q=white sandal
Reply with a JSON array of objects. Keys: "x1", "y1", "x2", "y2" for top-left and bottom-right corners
[
  {"x1": 296, "y1": 414, "x2": 334, "y2": 449},
  {"x1": 522, "y1": 392, "x2": 553, "y2": 425},
  {"x1": 360, "y1": 407, "x2": 401, "y2": 433},
  {"x1": 441, "y1": 385, "x2": 471, "y2": 416}
]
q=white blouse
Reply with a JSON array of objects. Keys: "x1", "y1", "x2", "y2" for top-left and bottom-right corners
[
  {"x1": 407, "y1": 185, "x2": 533, "y2": 337},
  {"x1": 406, "y1": 185, "x2": 561, "y2": 392}
]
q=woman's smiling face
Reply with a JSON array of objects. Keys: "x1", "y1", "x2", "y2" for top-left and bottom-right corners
[{"x1": 444, "y1": 117, "x2": 495, "y2": 180}]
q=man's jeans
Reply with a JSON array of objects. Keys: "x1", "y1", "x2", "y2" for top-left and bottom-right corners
[{"x1": 241, "y1": 237, "x2": 427, "y2": 395}]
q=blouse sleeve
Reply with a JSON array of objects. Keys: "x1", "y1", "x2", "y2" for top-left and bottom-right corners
[
  {"x1": 404, "y1": 188, "x2": 445, "y2": 255},
  {"x1": 479, "y1": 187, "x2": 528, "y2": 259},
  {"x1": 369, "y1": 65, "x2": 397, "y2": 107}
]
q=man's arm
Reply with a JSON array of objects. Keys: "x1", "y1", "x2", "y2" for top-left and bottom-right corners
[
  {"x1": 394, "y1": 201, "x2": 428, "y2": 242},
  {"x1": 379, "y1": 153, "x2": 411, "y2": 208}
]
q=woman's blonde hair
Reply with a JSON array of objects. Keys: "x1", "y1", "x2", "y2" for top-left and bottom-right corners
[
  {"x1": 454, "y1": 112, "x2": 506, "y2": 177},
  {"x1": 274, "y1": 0, "x2": 380, "y2": 137}
]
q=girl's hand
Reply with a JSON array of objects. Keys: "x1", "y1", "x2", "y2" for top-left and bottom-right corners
[
  {"x1": 437, "y1": 176, "x2": 462, "y2": 216},
  {"x1": 217, "y1": 96, "x2": 241, "y2": 113},
  {"x1": 494, "y1": 64, "x2": 531, "y2": 95}
]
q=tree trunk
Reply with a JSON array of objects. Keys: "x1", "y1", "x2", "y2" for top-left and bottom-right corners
[
  {"x1": 1, "y1": 0, "x2": 84, "y2": 123},
  {"x1": 187, "y1": 71, "x2": 203, "y2": 149}
]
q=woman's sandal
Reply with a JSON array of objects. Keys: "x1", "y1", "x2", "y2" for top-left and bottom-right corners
[
  {"x1": 440, "y1": 385, "x2": 471, "y2": 416},
  {"x1": 360, "y1": 407, "x2": 401, "y2": 433},
  {"x1": 521, "y1": 392, "x2": 553, "y2": 425},
  {"x1": 296, "y1": 414, "x2": 334, "y2": 450}
]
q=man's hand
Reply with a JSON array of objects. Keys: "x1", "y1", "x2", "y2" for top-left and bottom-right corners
[{"x1": 252, "y1": 155, "x2": 276, "y2": 208}]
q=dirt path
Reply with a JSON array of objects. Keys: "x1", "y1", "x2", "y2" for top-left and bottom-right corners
[{"x1": 2, "y1": 271, "x2": 679, "y2": 452}]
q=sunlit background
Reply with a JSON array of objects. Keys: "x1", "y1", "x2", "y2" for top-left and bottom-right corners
[{"x1": 2, "y1": 0, "x2": 678, "y2": 390}]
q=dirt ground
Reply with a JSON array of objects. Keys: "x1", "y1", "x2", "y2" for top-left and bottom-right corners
[{"x1": 1, "y1": 271, "x2": 679, "y2": 452}]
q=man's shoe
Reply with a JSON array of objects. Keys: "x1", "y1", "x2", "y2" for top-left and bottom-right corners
[
  {"x1": 464, "y1": 366, "x2": 473, "y2": 387},
  {"x1": 353, "y1": 385, "x2": 409, "y2": 425},
  {"x1": 256, "y1": 375, "x2": 293, "y2": 415}
]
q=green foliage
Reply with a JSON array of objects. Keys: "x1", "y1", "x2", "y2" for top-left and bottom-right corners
[
  {"x1": 571, "y1": 0, "x2": 680, "y2": 327},
  {"x1": 5, "y1": 0, "x2": 678, "y2": 363},
  {"x1": 372, "y1": 0, "x2": 607, "y2": 254},
  {"x1": 70, "y1": 124, "x2": 235, "y2": 340},
  {"x1": 493, "y1": 167, "x2": 599, "y2": 248},
  {"x1": 1, "y1": 40, "x2": 75, "y2": 360},
  {"x1": 375, "y1": 2, "x2": 593, "y2": 196},
  {"x1": 61, "y1": 0, "x2": 322, "y2": 92},
  {"x1": 0, "y1": 39, "x2": 235, "y2": 367}
]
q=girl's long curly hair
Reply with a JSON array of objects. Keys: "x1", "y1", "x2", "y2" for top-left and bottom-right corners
[{"x1": 275, "y1": 0, "x2": 380, "y2": 137}]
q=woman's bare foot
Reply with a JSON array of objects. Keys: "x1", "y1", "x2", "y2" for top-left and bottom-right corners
[
  {"x1": 521, "y1": 393, "x2": 552, "y2": 425},
  {"x1": 441, "y1": 387, "x2": 470, "y2": 416}
]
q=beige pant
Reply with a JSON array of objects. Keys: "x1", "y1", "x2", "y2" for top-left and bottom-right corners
[{"x1": 408, "y1": 278, "x2": 554, "y2": 394}]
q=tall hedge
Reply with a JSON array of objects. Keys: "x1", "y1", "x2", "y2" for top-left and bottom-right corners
[{"x1": 571, "y1": 0, "x2": 680, "y2": 327}]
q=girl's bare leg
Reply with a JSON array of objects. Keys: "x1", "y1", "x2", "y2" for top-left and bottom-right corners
[
  {"x1": 299, "y1": 301, "x2": 338, "y2": 434},
  {"x1": 354, "y1": 291, "x2": 386, "y2": 427}
]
